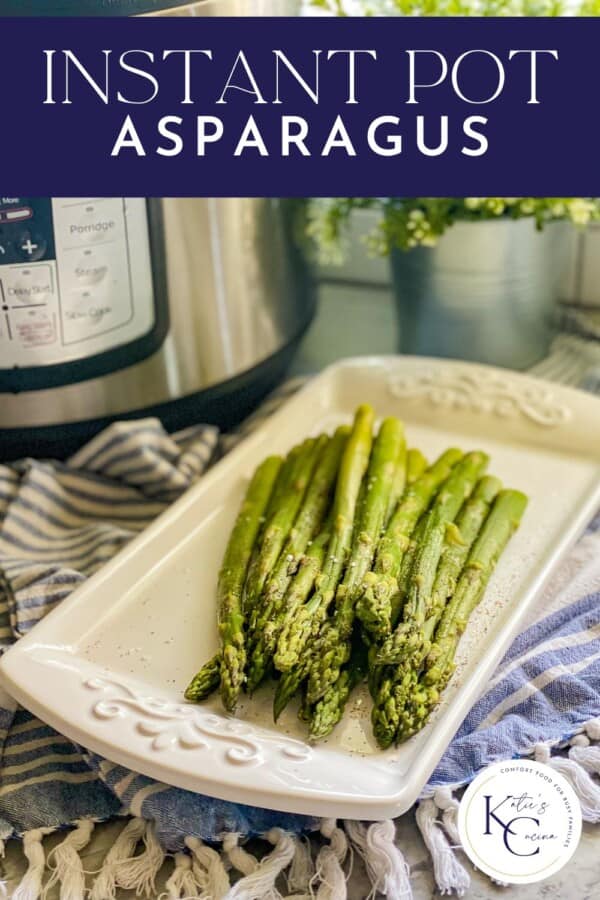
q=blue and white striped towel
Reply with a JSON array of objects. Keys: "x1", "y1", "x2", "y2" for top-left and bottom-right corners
[{"x1": 0, "y1": 397, "x2": 599, "y2": 899}]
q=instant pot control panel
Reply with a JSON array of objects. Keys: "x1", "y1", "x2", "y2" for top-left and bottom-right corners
[{"x1": 0, "y1": 198, "x2": 168, "y2": 391}]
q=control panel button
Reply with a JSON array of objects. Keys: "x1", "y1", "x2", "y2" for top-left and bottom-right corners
[
  {"x1": 0, "y1": 198, "x2": 55, "y2": 267},
  {"x1": 1, "y1": 199, "x2": 155, "y2": 369},
  {"x1": 74, "y1": 251, "x2": 108, "y2": 287},
  {"x1": 11, "y1": 307, "x2": 57, "y2": 349},
  {"x1": 51, "y1": 199, "x2": 136, "y2": 346},
  {"x1": 63, "y1": 294, "x2": 118, "y2": 339},
  {"x1": 17, "y1": 232, "x2": 47, "y2": 262},
  {"x1": 8, "y1": 267, "x2": 53, "y2": 305},
  {"x1": 9, "y1": 282, "x2": 49, "y2": 305},
  {"x1": 1, "y1": 265, "x2": 54, "y2": 306},
  {"x1": 1, "y1": 207, "x2": 33, "y2": 224},
  {"x1": 68, "y1": 204, "x2": 118, "y2": 246}
]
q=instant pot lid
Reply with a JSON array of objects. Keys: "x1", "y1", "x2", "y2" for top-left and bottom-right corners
[{"x1": 0, "y1": 0, "x2": 195, "y2": 14}]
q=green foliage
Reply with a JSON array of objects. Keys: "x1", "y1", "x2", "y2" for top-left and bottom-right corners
[
  {"x1": 327, "y1": 0, "x2": 583, "y2": 13},
  {"x1": 308, "y1": 1, "x2": 600, "y2": 259},
  {"x1": 307, "y1": 197, "x2": 600, "y2": 259}
]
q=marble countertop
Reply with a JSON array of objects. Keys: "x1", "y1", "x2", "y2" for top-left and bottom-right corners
[{"x1": 2, "y1": 282, "x2": 600, "y2": 898}]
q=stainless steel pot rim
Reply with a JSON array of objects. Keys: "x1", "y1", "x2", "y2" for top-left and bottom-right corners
[{"x1": 0, "y1": 0, "x2": 194, "y2": 15}]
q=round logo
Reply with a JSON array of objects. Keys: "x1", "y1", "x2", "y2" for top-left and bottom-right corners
[{"x1": 457, "y1": 759, "x2": 582, "y2": 884}]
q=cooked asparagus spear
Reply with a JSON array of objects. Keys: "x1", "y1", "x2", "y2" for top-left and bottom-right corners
[
  {"x1": 248, "y1": 425, "x2": 350, "y2": 691},
  {"x1": 385, "y1": 476, "x2": 502, "y2": 742},
  {"x1": 273, "y1": 662, "x2": 308, "y2": 722},
  {"x1": 367, "y1": 642, "x2": 383, "y2": 699},
  {"x1": 390, "y1": 514, "x2": 428, "y2": 625},
  {"x1": 356, "y1": 448, "x2": 463, "y2": 639},
  {"x1": 279, "y1": 423, "x2": 410, "y2": 714},
  {"x1": 242, "y1": 443, "x2": 301, "y2": 615},
  {"x1": 244, "y1": 437, "x2": 324, "y2": 614},
  {"x1": 379, "y1": 450, "x2": 427, "y2": 580},
  {"x1": 424, "y1": 489, "x2": 529, "y2": 692},
  {"x1": 264, "y1": 444, "x2": 302, "y2": 521},
  {"x1": 309, "y1": 640, "x2": 368, "y2": 740},
  {"x1": 298, "y1": 688, "x2": 312, "y2": 723},
  {"x1": 306, "y1": 417, "x2": 405, "y2": 703},
  {"x1": 429, "y1": 476, "x2": 503, "y2": 626},
  {"x1": 407, "y1": 448, "x2": 428, "y2": 484},
  {"x1": 377, "y1": 488, "x2": 527, "y2": 747},
  {"x1": 380, "y1": 455, "x2": 438, "y2": 629},
  {"x1": 242, "y1": 453, "x2": 296, "y2": 617},
  {"x1": 365, "y1": 509, "x2": 429, "y2": 707},
  {"x1": 364, "y1": 512, "x2": 427, "y2": 743},
  {"x1": 245, "y1": 428, "x2": 349, "y2": 663},
  {"x1": 371, "y1": 451, "x2": 490, "y2": 748},
  {"x1": 384, "y1": 435, "x2": 408, "y2": 526},
  {"x1": 218, "y1": 455, "x2": 283, "y2": 712},
  {"x1": 375, "y1": 452, "x2": 491, "y2": 666},
  {"x1": 184, "y1": 652, "x2": 221, "y2": 702},
  {"x1": 274, "y1": 404, "x2": 375, "y2": 672},
  {"x1": 246, "y1": 517, "x2": 333, "y2": 693}
]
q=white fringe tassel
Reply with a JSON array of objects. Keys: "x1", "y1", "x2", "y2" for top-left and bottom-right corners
[
  {"x1": 584, "y1": 718, "x2": 600, "y2": 742},
  {"x1": 287, "y1": 835, "x2": 314, "y2": 895},
  {"x1": 432, "y1": 789, "x2": 508, "y2": 889},
  {"x1": 90, "y1": 816, "x2": 147, "y2": 900},
  {"x1": 12, "y1": 827, "x2": 55, "y2": 900},
  {"x1": 113, "y1": 819, "x2": 165, "y2": 896},
  {"x1": 534, "y1": 742, "x2": 600, "y2": 823},
  {"x1": 42, "y1": 819, "x2": 94, "y2": 900},
  {"x1": 0, "y1": 837, "x2": 5, "y2": 899},
  {"x1": 345, "y1": 819, "x2": 412, "y2": 900},
  {"x1": 433, "y1": 788, "x2": 461, "y2": 847},
  {"x1": 224, "y1": 827, "x2": 295, "y2": 900},
  {"x1": 10, "y1": 717, "x2": 600, "y2": 900},
  {"x1": 313, "y1": 819, "x2": 347, "y2": 900},
  {"x1": 570, "y1": 743, "x2": 600, "y2": 775},
  {"x1": 416, "y1": 799, "x2": 470, "y2": 897},
  {"x1": 185, "y1": 836, "x2": 230, "y2": 899},
  {"x1": 163, "y1": 852, "x2": 202, "y2": 899},
  {"x1": 223, "y1": 833, "x2": 279, "y2": 900},
  {"x1": 222, "y1": 833, "x2": 259, "y2": 879},
  {"x1": 569, "y1": 729, "x2": 600, "y2": 776}
]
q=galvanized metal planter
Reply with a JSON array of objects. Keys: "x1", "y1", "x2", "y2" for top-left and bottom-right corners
[{"x1": 390, "y1": 218, "x2": 572, "y2": 370}]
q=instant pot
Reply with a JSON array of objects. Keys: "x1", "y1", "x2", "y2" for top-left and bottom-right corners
[
  {"x1": 0, "y1": 1, "x2": 309, "y2": 460},
  {"x1": 0, "y1": 197, "x2": 315, "y2": 459},
  {"x1": 0, "y1": 1, "x2": 297, "y2": 18}
]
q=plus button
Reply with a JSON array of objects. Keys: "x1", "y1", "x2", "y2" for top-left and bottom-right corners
[
  {"x1": 17, "y1": 233, "x2": 46, "y2": 262},
  {"x1": 20, "y1": 239, "x2": 39, "y2": 256}
]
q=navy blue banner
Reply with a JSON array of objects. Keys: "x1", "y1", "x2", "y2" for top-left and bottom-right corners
[{"x1": 0, "y1": 16, "x2": 597, "y2": 196}]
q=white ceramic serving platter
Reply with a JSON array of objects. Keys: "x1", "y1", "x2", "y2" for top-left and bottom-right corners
[{"x1": 1, "y1": 357, "x2": 600, "y2": 820}]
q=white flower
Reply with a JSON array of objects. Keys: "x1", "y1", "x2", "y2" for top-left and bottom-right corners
[
  {"x1": 568, "y1": 198, "x2": 594, "y2": 226},
  {"x1": 482, "y1": 198, "x2": 504, "y2": 215}
]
